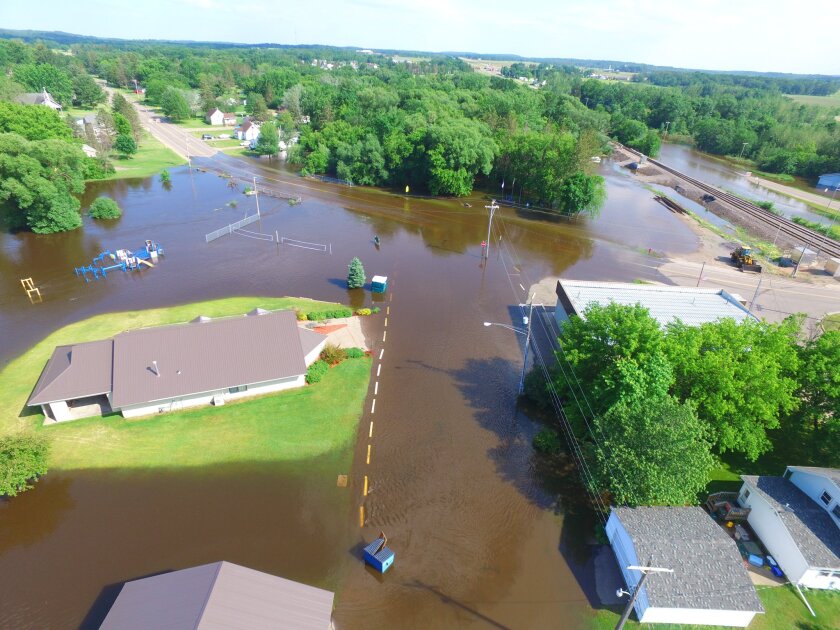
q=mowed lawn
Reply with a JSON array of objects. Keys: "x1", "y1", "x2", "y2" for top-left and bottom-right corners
[
  {"x1": 0, "y1": 296, "x2": 371, "y2": 470},
  {"x1": 587, "y1": 585, "x2": 840, "y2": 629},
  {"x1": 101, "y1": 133, "x2": 185, "y2": 180}
]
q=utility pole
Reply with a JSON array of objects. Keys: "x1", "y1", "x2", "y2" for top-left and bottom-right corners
[
  {"x1": 253, "y1": 176, "x2": 261, "y2": 217},
  {"x1": 696, "y1": 261, "x2": 705, "y2": 287},
  {"x1": 749, "y1": 274, "x2": 763, "y2": 312},
  {"x1": 616, "y1": 565, "x2": 674, "y2": 630},
  {"x1": 185, "y1": 132, "x2": 191, "y2": 168},
  {"x1": 484, "y1": 199, "x2": 499, "y2": 259},
  {"x1": 518, "y1": 295, "x2": 538, "y2": 394}
]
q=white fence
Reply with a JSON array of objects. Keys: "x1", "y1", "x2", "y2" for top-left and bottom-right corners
[{"x1": 205, "y1": 213, "x2": 261, "y2": 243}]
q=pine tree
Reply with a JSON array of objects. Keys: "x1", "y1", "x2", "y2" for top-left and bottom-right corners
[{"x1": 347, "y1": 257, "x2": 365, "y2": 289}]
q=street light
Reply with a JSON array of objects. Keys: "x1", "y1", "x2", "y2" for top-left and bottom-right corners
[
  {"x1": 663, "y1": 121, "x2": 670, "y2": 136},
  {"x1": 738, "y1": 142, "x2": 749, "y2": 159},
  {"x1": 483, "y1": 296, "x2": 539, "y2": 394}
]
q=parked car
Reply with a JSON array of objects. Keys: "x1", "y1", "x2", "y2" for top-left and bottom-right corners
[{"x1": 201, "y1": 134, "x2": 213, "y2": 140}]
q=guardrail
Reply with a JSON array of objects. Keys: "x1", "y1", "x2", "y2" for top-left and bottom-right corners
[{"x1": 205, "y1": 213, "x2": 260, "y2": 243}]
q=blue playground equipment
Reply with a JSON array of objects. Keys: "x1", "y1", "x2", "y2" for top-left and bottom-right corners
[
  {"x1": 363, "y1": 531, "x2": 395, "y2": 573},
  {"x1": 74, "y1": 240, "x2": 164, "y2": 282}
]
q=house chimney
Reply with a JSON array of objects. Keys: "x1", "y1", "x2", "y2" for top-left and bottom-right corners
[{"x1": 152, "y1": 360, "x2": 160, "y2": 377}]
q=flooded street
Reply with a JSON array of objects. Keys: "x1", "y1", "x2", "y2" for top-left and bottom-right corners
[{"x1": 1, "y1": 154, "x2": 693, "y2": 628}]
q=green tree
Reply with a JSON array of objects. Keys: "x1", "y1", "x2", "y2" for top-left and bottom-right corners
[
  {"x1": 0, "y1": 133, "x2": 85, "y2": 233},
  {"x1": 0, "y1": 101, "x2": 74, "y2": 141},
  {"x1": 72, "y1": 73, "x2": 105, "y2": 107},
  {"x1": 114, "y1": 134, "x2": 137, "y2": 158},
  {"x1": 246, "y1": 92, "x2": 270, "y2": 122},
  {"x1": 88, "y1": 197, "x2": 122, "y2": 219},
  {"x1": 113, "y1": 112, "x2": 132, "y2": 137},
  {"x1": 592, "y1": 395, "x2": 714, "y2": 506},
  {"x1": 665, "y1": 317, "x2": 801, "y2": 460},
  {"x1": 425, "y1": 118, "x2": 496, "y2": 196},
  {"x1": 111, "y1": 92, "x2": 141, "y2": 139},
  {"x1": 554, "y1": 172, "x2": 606, "y2": 217},
  {"x1": 253, "y1": 121, "x2": 279, "y2": 158},
  {"x1": 797, "y1": 330, "x2": 840, "y2": 432},
  {"x1": 347, "y1": 257, "x2": 365, "y2": 289},
  {"x1": 161, "y1": 87, "x2": 191, "y2": 121},
  {"x1": 13, "y1": 63, "x2": 73, "y2": 105},
  {"x1": 0, "y1": 435, "x2": 49, "y2": 498}
]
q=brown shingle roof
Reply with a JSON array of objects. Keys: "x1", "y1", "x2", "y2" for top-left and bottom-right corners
[
  {"x1": 100, "y1": 561, "x2": 334, "y2": 629},
  {"x1": 27, "y1": 340, "x2": 113, "y2": 406},
  {"x1": 110, "y1": 310, "x2": 308, "y2": 408}
]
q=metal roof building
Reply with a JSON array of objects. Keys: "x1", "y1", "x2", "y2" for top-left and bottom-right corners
[
  {"x1": 606, "y1": 506, "x2": 764, "y2": 627},
  {"x1": 27, "y1": 310, "x2": 327, "y2": 422},
  {"x1": 555, "y1": 280, "x2": 757, "y2": 328},
  {"x1": 817, "y1": 173, "x2": 840, "y2": 191},
  {"x1": 100, "y1": 561, "x2": 334, "y2": 629}
]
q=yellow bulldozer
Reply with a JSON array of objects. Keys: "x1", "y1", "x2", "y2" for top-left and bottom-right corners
[{"x1": 730, "y1": 245, "x2": 763, "y2": 273}]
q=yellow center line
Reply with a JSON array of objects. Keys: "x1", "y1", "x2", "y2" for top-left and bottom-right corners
[
  {"x1": 359, "y1": 505, "x2": 365, "y2": 527},
  {"x1": 363, "y1": 475, "x2": 369, "y2": 496},
  {"x1": 383, "y1": 330, "x2": 387, "y2": 342},
  {"x1": 371, "y1": 398, "x2": 376, "y2": 414},
  {"x1": 366, "y1": 444, "x2": 372, "y2": 464},
  {"x1": 374, "y1": 381, "x2": 379, "y2": 395},
  {"x1": 386, "y1": 306, "x2": 390, "y2": 315},
  {"x1": 369, "y1": 421, "x2": 374, "y2": 437},
  {"x1": 377, "y1": 363, "x2": 381, "y2": 376}
]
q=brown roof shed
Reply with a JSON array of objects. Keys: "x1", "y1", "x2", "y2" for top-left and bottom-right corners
[{"x1": 100, "y1": 561, "x2": 334, "y2": 629}]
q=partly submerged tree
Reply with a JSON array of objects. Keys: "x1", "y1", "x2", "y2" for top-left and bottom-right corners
[
  {"x1": 554, "y1": 171, "x2": 606, "y2": 217},
  {"x1": 88, "y1": 197, "x2": 122, "y2": 220},
  {"x1": 253, "y1": 121, "x2": 279, "y2": 159},
  {"x1": 0, "y1": 434, "x2": 49, "y2": 498},
  {"x1": 347, "y1": 257, "x2": 365, "y2": 289}
]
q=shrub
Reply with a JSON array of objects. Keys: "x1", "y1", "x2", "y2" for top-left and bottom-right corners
[
  {"x1": 320, "y1": 343, "x2": 348, "y2": 365},
  {"x1": 532, "y1": 428, "x2": 562, "y2": 455},
  {"x1": 83, "y1": 157, "x2": 115, "y2": 180},
  {"x1": 345, "y1": 347, "x2": 365, "y2": 359},
  {"x1": 337, "y1": 308, "x2": 353, "y2": 318},
  {"x1": 371, "y1": 307, "x2": 381, "y2": 314},
  {"x1": 295, "y1": 310, "x2": 308, "y2": 321},
  {"x1": 355, "y1": 308, "x2": 372, "y2": 316},
  {"x1": 306, "y1": 360, "x2": 329, "y2": 384},
  {"x1": 0, "y1": 434, "x2": 49, "y2": 498},
  {"x1": 160, "y1": 169, "x2": 171, "y2": 184},
  {"x1": 88, "y1": 197, "x2": 122, "y2": 220}
]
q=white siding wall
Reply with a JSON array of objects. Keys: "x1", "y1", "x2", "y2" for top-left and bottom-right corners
[
  {"x1": 605, "y1": 513, "x2": 649, "y2": 621},
  {"x1": 788, "y1": 469, "x2": 840, "y2": 520},
  {"x1": 303, "y1": 338, "x2": 327, "y2": 366},
  {"x1": 800, "y1": 568, "x2": 840, "y2": 590},
  {"x1": 47, "y1": 401, "x2": 72, "y2": 422},
  {"x1": 739, "y1": 482, "x2": 809, "y2": 584},
  {"x1": 119, "y1": 375, "x2": 305, "y2": 418},
  {"x1": 642, "y1": 607, "x2": 757, "y2": 627}
]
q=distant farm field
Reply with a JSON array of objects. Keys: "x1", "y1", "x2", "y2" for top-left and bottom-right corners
[{"x1": 785, "y1": 92, "x2": 840, "y2": 108}]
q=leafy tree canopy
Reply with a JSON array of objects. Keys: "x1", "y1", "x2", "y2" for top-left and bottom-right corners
[
  {"x1": 0, "y1": 434, "x2": 49, "y2": 498},
  {"x1": 88, "y1": 196, "x2": 122, "y2": 220},
  {"x1": 0, "y1": 101, "x2": 74, "y2": 141}
]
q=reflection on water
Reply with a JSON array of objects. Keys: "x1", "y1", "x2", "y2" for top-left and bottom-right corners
[
  {"x1": 0, "y1": 157, "x2": 700, "y2": 627},
  {"x1": 657, "y1": 144, "x2": 834, "y2": 226}
]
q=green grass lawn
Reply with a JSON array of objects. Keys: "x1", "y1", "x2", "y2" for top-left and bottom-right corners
[
  {"x1": 785, "y1": 92, "x2": 840, "y2": 109},
  {"x1": 100, "y1": 133, "x2": 185, "y2": 180},
  {"x1": 0, "y1": 296, "x2": 369, "y2": 471},
  {"x1": 587, "y1": 585, "x2": 840, "y2": 629},
  {"x1": 822, "y1": 313, "x2": 840, "y2": 332}
]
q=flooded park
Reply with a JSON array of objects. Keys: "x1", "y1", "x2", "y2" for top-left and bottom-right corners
[{"x1": 0, "y1": 145, "x2": 806, "y2": 628}]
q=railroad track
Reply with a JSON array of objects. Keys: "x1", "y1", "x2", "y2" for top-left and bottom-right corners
[{"x1": 620, "y1": 144, "x2": 840, "y2": 259}]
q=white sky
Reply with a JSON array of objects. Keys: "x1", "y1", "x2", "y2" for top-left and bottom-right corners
[{"x1": 1, "y1": 0, "x2": 837, "y2": 75}]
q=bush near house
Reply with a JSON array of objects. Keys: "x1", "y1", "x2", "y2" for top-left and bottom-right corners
[
  {"x1": 88, "y1": 197, "x2": 122, "y2": 220},
  {"x1": 0, "y1": 434, "x2": 49, "y2": 498}
]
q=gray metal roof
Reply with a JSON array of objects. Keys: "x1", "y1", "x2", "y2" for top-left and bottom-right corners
[
  {"x1": 111, "y1": 310, "x2": 308, "y2": 408},
  {"x1": 299, "y1": 327, "x2": 327, "y2": 357},
  {"x1": 788, "y1": 466, "x2": 840, "y2": 488},
  {"x1": 100, "y1": 561, "x2": 334, "y2": 629},
  {"x1": 612, "y1": 506, "x2": 763, "y2": 613},
  {"x1": 557, "y1": 280, "x2": 756, "y2": 327},
  {"x1": 742, "y1": 475, "x2": 840, "y2": 568},
  {"x1": 27, "y1": 340, "x2": 113, "y2": 406}
]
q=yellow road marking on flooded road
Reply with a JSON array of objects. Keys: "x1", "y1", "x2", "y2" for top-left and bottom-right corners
[
  {"x1": 359, "y1": 505, "x2": 365, "y2": 527},
  {"x1": 383, "y1": 330, "x2": 387, "y2": 341},
  {"x1": 369, "y1": 421, "x2": 374, "y2": 437},
  {"x1": 374, "y1": 381, "x2": 379, "y2": 395},
  {"x1": 363, "y1": 475, "x2": 369, "y2": 496},
  {"x1": 379, "y1": 349, "x2": 384, "y2": 360},
  {"x1": 384, "y1": 317, "x2": 388, "y2": 327},
  {"x1": 366, "y1": 444, "x2": 372, "y2": 464},
  {"x1": 377, "y1": 363, "x2": 381, "y2": 376},
  {"x1": 386, "y1": 306, "x2": 390, "y2": 315},
  {"x1": 371, "y1": 398, "x2": 376, "y2": 414}
]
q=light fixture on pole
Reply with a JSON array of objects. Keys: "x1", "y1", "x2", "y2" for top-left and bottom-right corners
[
  {"x1": 663, "y1": 121, "x2": 670, "y2": 136},
  {"x1": 738, "y1": 142, "x2": 749, "y2": 159},
  {"x1": 483, "y1": 199, "x2": 499, "y2": 259},
  {"x1": 483, "y1": 295, "x2": 539, "y2": 394}
]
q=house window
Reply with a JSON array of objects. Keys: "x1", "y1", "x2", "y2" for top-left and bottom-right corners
[
  {"x1": 820, "y1": 491, "x2": 832, "y2": 506},
  {"x1": 228, "y1": 385, "x2": 248, "y2": 394},
  {"x1": 742, "y1": 489, "x2": 750, "y2": 500},
  {"x1": 833, "y1": 504, "x2": 840, "y2": 520}
]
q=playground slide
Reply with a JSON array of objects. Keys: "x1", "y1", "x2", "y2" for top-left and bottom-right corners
[{"x1": 137, "y1": 259, "x2": 155, "y2": 268}]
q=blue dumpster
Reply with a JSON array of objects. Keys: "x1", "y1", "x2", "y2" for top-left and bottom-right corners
[
  {"x1": 364, "y1": 535, "x2": 395, "y2": 573},
  {"x1": 371, "y1": 275, "x2": 388, "y2": 294}
]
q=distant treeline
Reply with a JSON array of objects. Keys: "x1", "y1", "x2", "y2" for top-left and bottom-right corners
[{"x1": 636, "y1": 70, "x2": 840, "y2": 96}]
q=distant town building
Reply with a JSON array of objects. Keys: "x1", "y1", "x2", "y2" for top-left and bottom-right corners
[
  {"x1": 206, "y1": 107, "x2": 236, "y2": 126},
  {"x1": 16, "y1": 88, "x2": 62, "y2": 111},
  {"x1": 235, "y1": 119, "x2": 260, "y2": 141}
]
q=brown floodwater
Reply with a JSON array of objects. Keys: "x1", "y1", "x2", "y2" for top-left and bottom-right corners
[{"x1": 0, "y1": 154, "x2": 697, "y2": 628}]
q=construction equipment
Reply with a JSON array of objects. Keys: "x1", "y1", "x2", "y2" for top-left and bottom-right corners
[{"x1": 730, "y1": 245, "x2": 763, "y2": 273}]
